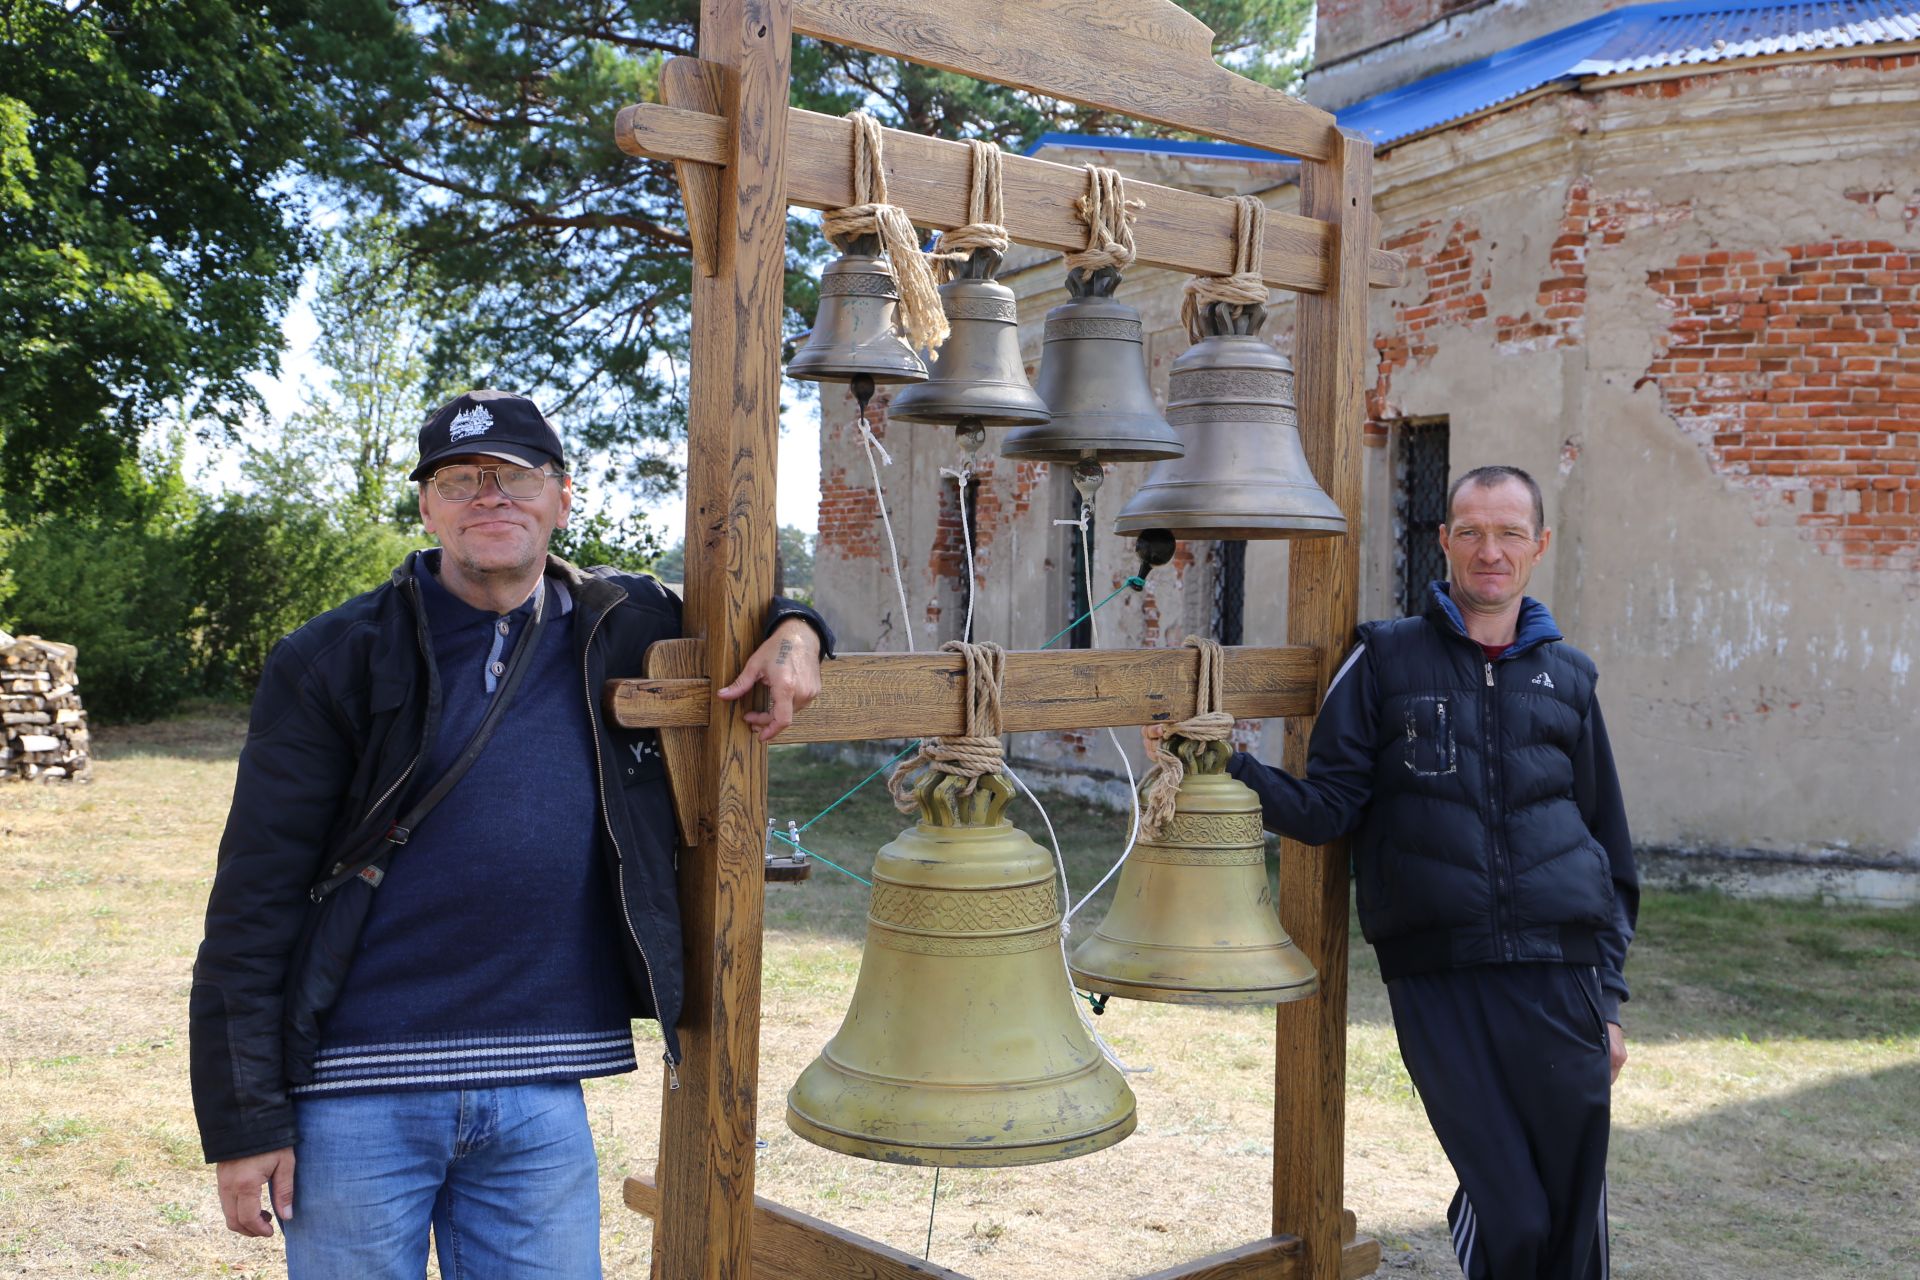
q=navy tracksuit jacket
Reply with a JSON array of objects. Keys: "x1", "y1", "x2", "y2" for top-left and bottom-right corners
[{"x1": 1229, "y1": 583, "x2": 1637, "y2": 1279}]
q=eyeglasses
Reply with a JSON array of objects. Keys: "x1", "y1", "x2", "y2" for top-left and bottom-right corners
[{"x1": 429, "y1": 463, "x2": 560, "y2": 502}]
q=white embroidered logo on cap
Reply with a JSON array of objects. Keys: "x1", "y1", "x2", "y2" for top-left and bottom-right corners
[{"x1": 448, "y1": 405, "x2": 494, "y2": 442}]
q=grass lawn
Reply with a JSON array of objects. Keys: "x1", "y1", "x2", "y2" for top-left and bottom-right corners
[{"x1": 1, "y1": 708, "x2": 1915, "y2": 1277}]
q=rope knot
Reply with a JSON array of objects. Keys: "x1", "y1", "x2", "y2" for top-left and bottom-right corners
[
  {"x1": 1181, "y1": 195, "x2": 1270, "y2": 343},
  {"x1": 888, "y1": 641, "x2": 1008, "y2": 813},
  {"x1": 930, "y1": 140, "x2": 1011, "y2": 281},
  {"x1": 820, "y1": 111, "x2": 950, "y2": 352},
  {"x1": 1064, "y1": 165, "x2": 1144, "y2": 276},
  {"x1": 1139, "y1": 636, "x2": 1235, "y2": 838}
]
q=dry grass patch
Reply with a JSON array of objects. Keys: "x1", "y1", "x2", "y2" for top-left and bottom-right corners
[{"x1": 2, "y1": 720, "x2": 1915, "y2": 1278}]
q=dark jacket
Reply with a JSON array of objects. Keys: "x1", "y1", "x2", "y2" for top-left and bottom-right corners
[
  {"x1": 189, "y1": 552, "x2": 830, "y2": 1163},
  {"x1": 1229, "y1": 583, "x2": 1637, "y2": 1020}
]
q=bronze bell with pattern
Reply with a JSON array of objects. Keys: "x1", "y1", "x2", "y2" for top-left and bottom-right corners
[
  {"x1": 1000, "y1": 267, "x2": 1183, "y2": 463},
  {"x1": 1068, "y1": 736, "x2": 1318, "y2": 1005},
  {"x1": 1113, "y1": 299, "x2": 1344, "y2": 539},
  {"x1": 888, "y1": 245, "x2": 1049, "y2": 435},
  {"x1": 787, "y1": 233, "x2": 929, "y2": 387},
  {"x1": 786, "y1": 767, "x2": 1137, "y2": 1167}
]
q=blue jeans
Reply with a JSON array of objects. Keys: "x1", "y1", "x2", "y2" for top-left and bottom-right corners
[{"x1": 284, "y1": 1082, "x2": 602, "y2": 1279}]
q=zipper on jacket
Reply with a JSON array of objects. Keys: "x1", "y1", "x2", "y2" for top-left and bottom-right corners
[
  {"x1": 1483, "y1": 659, "x2": 1513, "y2": 960},
  {"x1": 582, "y1": 597, "x2": 679, "y2": 1081}
]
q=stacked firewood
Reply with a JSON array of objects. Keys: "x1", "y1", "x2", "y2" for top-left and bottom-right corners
[{"x1": 0, "y1": 631, "x2": 91, "y2": 782}]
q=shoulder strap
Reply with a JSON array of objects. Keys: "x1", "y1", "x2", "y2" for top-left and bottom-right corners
[{"x1": 309, "y1": 578, "x2": 553, "y2": 902}]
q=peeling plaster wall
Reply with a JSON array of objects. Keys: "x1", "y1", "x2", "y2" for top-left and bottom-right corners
[
  {"x1": 1364, "y1": 57, "x2": 1920, "y2": 867},
  {"x1": 815, "y1": 54, "x2": 1920, "y2": 877}
]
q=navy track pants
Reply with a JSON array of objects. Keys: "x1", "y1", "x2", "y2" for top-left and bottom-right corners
[{"x1": 1387, "y1": 963, "x2": 1613, "y2": 1280}]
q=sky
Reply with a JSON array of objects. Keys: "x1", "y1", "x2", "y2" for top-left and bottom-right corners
[{"x1": 225, "y1": 279, "x2": 825, "y2": 543}]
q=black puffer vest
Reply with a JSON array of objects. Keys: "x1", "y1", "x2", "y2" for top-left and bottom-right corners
[{"x1": 1354, "y1": 589, "x2": 1616, "y2": 980}]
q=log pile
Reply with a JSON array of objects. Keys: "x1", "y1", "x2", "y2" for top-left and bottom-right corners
[{"x1": 1, "y1": 630, "x2": 92, "y2": 782}]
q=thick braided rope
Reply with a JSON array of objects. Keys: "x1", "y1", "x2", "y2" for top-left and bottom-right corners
[
  {"x1": 888, "y1": 640, "x2": 1008, "y2": 812},
  {"x1": 1180, "y1": 195, "x2": 1270, "y2": 342},
  {"x1": 931, "y1": 140, "x2": 1010, "y2": 281},
  {"x1": 1063, "y1": 164, "x2": 1142, "y2": 275},
  {"x1": 819, "y1": 111, "x2": 949, "y2": 351},
  {"x1": 1139, "y1": 636, "x2": 1237, "y2": 838}
]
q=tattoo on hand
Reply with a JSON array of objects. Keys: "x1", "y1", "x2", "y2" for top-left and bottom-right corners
[{"x1": 775, "y1": 639, "x2": 793, "y2": 667}]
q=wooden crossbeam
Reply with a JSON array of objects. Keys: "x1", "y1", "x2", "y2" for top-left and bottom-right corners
[
  {"x1": 613, "y1": 640, "x2": 1321, "y2": 742},
  {"x1": 626, "y1": 1174, "x2": 972, "y2": 1280},
  {"x1": 617, "y1": 76, "x2": 1409, "y2": 294}
]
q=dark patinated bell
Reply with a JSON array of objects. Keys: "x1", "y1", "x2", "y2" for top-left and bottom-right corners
[
  {"x1": 788, "y1": 234, "x2": 928, "y2": 386},
  {"x1": 889, "y1": 247, "x2": 1049, "y2": 430},
  {"x1": 1113, "y1": 299, "x2": 1345, "y2": 539},
  {"x1": 1000, "y1": 267, "x2": 1183, "y2": 463}
]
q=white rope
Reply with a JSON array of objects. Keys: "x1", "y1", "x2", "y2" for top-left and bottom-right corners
[
  {"x1": 951, "y1": 465, "x2": 1141, "y2": 1077},
  {"x1": 939, "y1": 458, "x2": 976, "y2": 641},
  {"x1": 1060, "y1": 497, "x2": 1145, "y2": 926},
  {"x1": 856, "y1": 408, "x2": 915, "y2": 654}
]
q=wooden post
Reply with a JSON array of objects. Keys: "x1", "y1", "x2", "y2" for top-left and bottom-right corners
[
  {"x1": 652, "y1": 0, "x2": 793, "y2": 1276},
  {"x1": 1273, "y1": 128, "x2": 1374, "y2": 1280}
]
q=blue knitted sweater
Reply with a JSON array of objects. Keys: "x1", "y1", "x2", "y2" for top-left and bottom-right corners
[{"x1": 295, "y1": 554, "x2": 637, "y2": 1096}]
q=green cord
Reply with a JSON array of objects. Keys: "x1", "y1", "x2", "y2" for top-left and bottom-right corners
[{"x1": 772, "y1": 569, "x2": 1147, "y2": 890}]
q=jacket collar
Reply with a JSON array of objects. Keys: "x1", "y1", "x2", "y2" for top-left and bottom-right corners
[{"x1": 1424, "y1": 580, "x2": 1562, "y2": 658}]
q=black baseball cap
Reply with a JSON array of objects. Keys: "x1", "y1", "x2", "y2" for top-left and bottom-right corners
[{"x1": 410, "y1": 390, "x2": 566, "y2": 481}]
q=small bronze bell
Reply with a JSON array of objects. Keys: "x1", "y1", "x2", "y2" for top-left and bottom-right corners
[
  {"x1": 888, "y1": 247, "x2": 1049, "y2": 431},
  {"x1": 1113, "y1": 299, "x2": 1344, "y2": 539},
  {"x1": 788, "y1": 233, "x2": 929, "y2": 386},
  {"x1": 1069, "y1": 736, "x2": 1318, "y2": 1005},
  {"x1": 1000, "y1": 267, "x2": 1183, "y2": 463},
  {"x1": 787, "y1": 769, "x2": 1137, "y2": 1167}
]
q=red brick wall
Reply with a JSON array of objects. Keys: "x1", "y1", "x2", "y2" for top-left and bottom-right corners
[
  {"x1": 817, "y1": 396, "x2": 889, "y2": 565},
  {"x1": 1638, "y1": 224, "x2": 1920, "y2": 574}
]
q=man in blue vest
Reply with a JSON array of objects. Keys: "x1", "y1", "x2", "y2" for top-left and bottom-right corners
[
  {"x1": 192, "y1": 390, "x2": 832, "y2": 1277},
  {"x1": 1159, "y1": 465, "x2": 1635, "y2": 1279}
]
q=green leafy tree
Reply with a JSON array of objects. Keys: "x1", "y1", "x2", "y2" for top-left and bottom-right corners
[
  {"x1": 245, "y1": 216, "x2": 438, "y2": 526},
  {"x1": 776, "y1": 524, "x2": 814, "y2": 599},
  {"x1": 2, "y1": 435, "x2": 202, "y2": 721},
  {"x1": 650, "y1": 538, "x2": 686, "y2": 584},
  {"x1": 0, "y1": 1, "x2": 316, "y2": 516}
]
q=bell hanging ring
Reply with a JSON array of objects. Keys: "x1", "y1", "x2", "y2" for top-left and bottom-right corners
[
  {"x1": 787, "y1": 233, "x2": 929, "y2": 387},
  {"x1": 888, "y1": 246, "x2": 1049, "y2": 434},
  {"x1": 787, "y1": 769, "x2": 1137, "y2": 1166},
  {"x1": 1000, "y1": 267, "x2": 1183, "y2": 463},
  {"x1": 1113, "y1": 298, "x2": 1344, "y2": 539},
  {"x1": 1069, "y1": 736, "x2": 1318, "y2": 1005}
]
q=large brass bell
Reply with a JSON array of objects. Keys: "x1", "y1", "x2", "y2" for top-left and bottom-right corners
[
  {"x1": 787, "y1": 233, "x2": 929, "y2": 387},
  {"x1": 888, "y1": 247, "x2": 1049, "y2": 432},
  {"x1": 787, "y1": 769, "x2": 1137, "y2": 1166},
  {"x1": 1069, "y1": 736, "x2": 1318, "y2": 1005},
  {"x1": 1114, "y1": 299, "x2": 1344, "y2": 539},
  {"x1": 1000, "y1": 267, "x2": 1183, "y2": 463}
]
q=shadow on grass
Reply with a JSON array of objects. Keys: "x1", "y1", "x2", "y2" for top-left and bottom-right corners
[{"x1": 1612, "y1": 1058, "x2": 1920, "y2": 1276}]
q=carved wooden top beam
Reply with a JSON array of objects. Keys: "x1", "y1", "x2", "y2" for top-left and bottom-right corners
[
  {"x1": 793, "y1": 0, "x2": 1338, "y2": 162},
  {"x1": 611, "y1": 640, "x2": 1322, "y2": 743}
]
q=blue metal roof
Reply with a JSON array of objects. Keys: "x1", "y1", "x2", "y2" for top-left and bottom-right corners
[
  {"x1": 1023, "y1": 132, "x2": 1298, "y2": 165},
  {"x1": 1019, "y1": 3, "x2": 1918, "y2": 164},
  {"x1": 1338, "y1": 1, "x2": 1920, "y2": 149}
]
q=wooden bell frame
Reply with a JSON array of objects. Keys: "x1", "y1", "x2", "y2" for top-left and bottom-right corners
[{"x1": 608, "y1": 2, "x2": 1408, "y2": 1276}]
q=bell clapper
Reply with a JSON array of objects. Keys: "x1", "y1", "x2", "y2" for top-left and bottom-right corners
[
  {"x1": 1133, "y1": 529, "x2": 1176, "y2": 586},
  {"x1": 852, "y1": 372, "x2": 877, "y2": 421},
  {"x1": 954, "y1": 418, "x2": 986, "y2": 459}
]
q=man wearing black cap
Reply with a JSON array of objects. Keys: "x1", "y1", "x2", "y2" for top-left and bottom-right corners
[{"x1": 189, "y1": 390, "x2": 834, "y2": 1276}]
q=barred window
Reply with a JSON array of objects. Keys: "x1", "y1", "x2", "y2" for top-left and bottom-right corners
[
  {"x1": 1212, "y1": 539, "x2": 1247, "y2": 645},
  {"x1": 1394, "y1": 418, "x2": 1451, "y2": 617}
]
